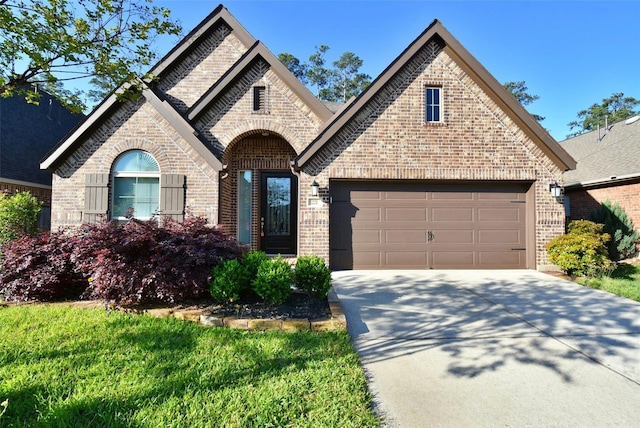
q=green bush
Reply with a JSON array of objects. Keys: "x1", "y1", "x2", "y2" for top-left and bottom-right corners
[
  {"x1": 589, "y1": 200, "x2": 640, "y2": 261},
  {"x1": 209, "y1": 259, "x2": 244, "y2": 303},
  {"x1": 546, "y1": 220, "x2": 613, "y2": 277},
  {"x1": 252, "y1": 256, "x2": 293, "y2": 304},
  {"x1": 241, "y1": 250, "x2": 269, "y2": 288},
  {"x1": 0, "y1": 191, "x2": 42, "y2": 245},
  {"x1": 295, "y1": 255, "x2": 332, "y2": 298}
]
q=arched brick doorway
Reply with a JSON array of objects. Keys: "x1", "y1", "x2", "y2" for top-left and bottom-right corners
[{"x1": 221, "y1": 132, "x2": 298, "y2": 254}]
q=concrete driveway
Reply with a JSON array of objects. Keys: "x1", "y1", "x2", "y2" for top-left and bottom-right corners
[{"x1": 331, "y1": 270, "x2": 640, "y2": 427}]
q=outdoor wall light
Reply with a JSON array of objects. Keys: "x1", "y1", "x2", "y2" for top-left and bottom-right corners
[
  {"x1": 549, "y1": 182, "x2": 562, "y2": 198},
  {"x1": 310, "y1": 180, "x2": 320, "y2": 197}
]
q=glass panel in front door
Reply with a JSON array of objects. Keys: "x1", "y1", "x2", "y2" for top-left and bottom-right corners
[
  {"x1": 266, "y1": 177, "x2": 290, "y2": 235},
  {"x1": 261, "y1": 173, "x2": 297, "y2": 254}
]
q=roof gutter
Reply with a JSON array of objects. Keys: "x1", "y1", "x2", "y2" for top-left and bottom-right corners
[{"x1": 565, "y1": 172, "x2": 640, "y2": 189}]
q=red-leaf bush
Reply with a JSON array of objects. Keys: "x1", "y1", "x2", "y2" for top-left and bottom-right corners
[
  {"x1": 73, "y1": 217, "x2": 247, "y2": 306},
  {"x1": 0, "y1": 231, "x2": 86, "y2": 302},
  {"x1": 0, "y1": 216, "x2": 247, "y2": 306}
]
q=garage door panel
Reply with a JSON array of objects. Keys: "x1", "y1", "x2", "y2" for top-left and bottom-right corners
[
  {"x1": 353, "y1": 229, "x2": 381, "y2": 244},
  {"x1": 386, "y1": 230, "x2": 428, "y2": 243},
  {"x1": 478, "y1": 207, "x2": 523, "y2": 222},
  {"x1": 432, "y1": 251, "x2": 475, "y2": 267},
  {"x1": 386, "y1": 252, "x2": 427, "y2": 267},
  {"x1": 330, "y1": 181, "x2": 529, "y2": 270},
  {"x1": 353, "y1": 251, "x2": 381, "y2": 267},
  {"x1": 431, "y1": 192, "x2": 474, "y2": 201},
  {"x1": 479, "y1": 251, "x2": 525, "y2": 267},
  {"x1": 432, "y1": 207, "x2": 474, "y2": 222},
  {"x1": 478, "y1": 229, "x2": 522, "y2": 244},
  {"x1": 431, "y1": 229, "x2": 474, "y2": 244},
  {"x1": 386, "y1": 208, "x2": 426, "y2": 221}
]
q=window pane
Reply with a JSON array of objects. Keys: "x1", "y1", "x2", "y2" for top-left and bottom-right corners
[
  {"x1": 113, "y1": 176, "x2": 158, "y2": 218},
  {"x1": 433, "y1": 106, "x2": 440, "y2": 122},
  {"x1": 113, "y1": 151, "x2": 159, "y2": 172},
  {"x1": 266, "y1": 177, "x2": 291, "y2": 236},
  {"x1": 238, "y1": 170, "x2": 252, "y2": 244},
  {"x1": 135, "y1": 177, "x2": 159, "y2": 218}
]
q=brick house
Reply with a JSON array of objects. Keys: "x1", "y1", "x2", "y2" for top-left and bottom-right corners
[
  {"x1": 562, "y1": 115, "x2": 640, "y2": 228},
  {"x1": 1, "y1": 90, "x2": 82, "y2": 229},
  {"x1": 41, "y1": 5, "x2": 575, "y2": 270}
]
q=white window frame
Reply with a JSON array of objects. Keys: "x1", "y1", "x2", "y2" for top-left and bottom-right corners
[
  {"x1": 111, "y1": 151, "x2": 160, "y2": 221},
  {"x1": 425, "y1": 86, "x2": 442, "y2": 123}
]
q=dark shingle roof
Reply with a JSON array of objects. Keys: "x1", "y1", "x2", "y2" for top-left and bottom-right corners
[
  {"x1": 0, "y1": 92, "x2": 82, "y2": 186},
  {"x1": 561, "y1": 115, "x2": 640, "y2": 187}
]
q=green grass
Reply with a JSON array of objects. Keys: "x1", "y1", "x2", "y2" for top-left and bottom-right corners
[
  {"x1": 0, "y1": 305, "x2": 379, "y2": 427},
  {"x1": 577, "y1": 262, "x2": 640, "y2": 302}
]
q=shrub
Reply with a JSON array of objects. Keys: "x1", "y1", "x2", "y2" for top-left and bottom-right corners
[
  {"x1": 73, "y1": 216, "x2": 247, "y2": 306},
  {"x1": 294, "y1": 255, "x2": 332, "y2": 298},
  {"x1": 589, "y1": 200, "x2": 640, "y2": 261},
  {"x1": 0, "y1": 191, "x2": 42, "y2": 245},
  {"x1": 241, "y1": 250, "x2": 269, "y2": 288},
  {"x1": 0, "y1": 231, "x2": 86, "y2": 302},
  {"x1": 0, "y1": 215, "x2": 247, "y2": 306},
  {"x1": 252, "y1": 256, "x2": 293, "y2": 304},
  {"x1": 209, "y1": 259, "x2": 244, "y2": 303},
  {"x1": 546, "y1": 220, "x2": 613, "y2": 277}
]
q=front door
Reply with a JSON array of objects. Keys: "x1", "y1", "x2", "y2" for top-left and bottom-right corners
[{"x1": 260, "y1": 172, "x2": 297, "y2": 254}]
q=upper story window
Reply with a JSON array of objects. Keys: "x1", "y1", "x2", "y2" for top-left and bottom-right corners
[
  {"x1": 253, "y1": 86, "x2": 267, "y2": 113},
  {"x1": 111, "y1": 150, "x2": 160, "y2": 220},
  {"x1": 425, "y1": 86, "x2": 442, "y2": 122}
]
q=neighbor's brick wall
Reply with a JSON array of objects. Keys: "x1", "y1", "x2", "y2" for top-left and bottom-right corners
[
  {"x1": 299, "y1": 41, "x2": 565, "y2": 269},
  {"x1": 0, "y1": 183, "x2": 51, "y2": 206},
  {"x1": 567, "y1": 182, "x2": 640, "y2": 229}
]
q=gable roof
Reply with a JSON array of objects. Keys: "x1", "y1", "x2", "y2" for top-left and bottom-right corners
[
  {"x1": 561, "y1": 115, "x2": 640, "y2": 188},
  {"x1": 294, "y1": 19, "x2": 576, "y2": 172},
  {"x1": 187, "y1": 40, "x2": 331, "y2": 122},
  {"x1": 41, "y1": 4, "x2": 331, "y2": 172}
]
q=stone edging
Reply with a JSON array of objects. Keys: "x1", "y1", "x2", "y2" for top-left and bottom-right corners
[{"x1": 160, "y1": 288, "x2": 346, "y2": 332}]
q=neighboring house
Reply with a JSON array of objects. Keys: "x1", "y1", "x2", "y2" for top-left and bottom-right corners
[
  {"x1": 0, "y1": 90, "x2": 82, "y2": 229},
  {"x1": 41, "y1": 5, "x2": 575, "y2": 270},
  {"x1": 562, "y1": 115, "x2": 640, "y2": 228}
]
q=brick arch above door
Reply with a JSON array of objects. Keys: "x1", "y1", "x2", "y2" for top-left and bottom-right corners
[{"x1": 220, "y1": 134, "x2": 298, "y2": 249}]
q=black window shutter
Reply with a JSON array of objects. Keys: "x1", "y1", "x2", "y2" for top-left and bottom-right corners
[
  {"x1": 84, "y1": 173, "x2": 109, "y2": 223},
  {"x1": 160, "y1": 174, "x2": 185, "y2": 222}
]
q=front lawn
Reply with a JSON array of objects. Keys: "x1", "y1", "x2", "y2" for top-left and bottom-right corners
[
  {"x1": 0, "y1": 305, "x2": 379, "y2": 427},
  {"x1": 577, "y1": 263, "x2": 640, "y2": 303}
]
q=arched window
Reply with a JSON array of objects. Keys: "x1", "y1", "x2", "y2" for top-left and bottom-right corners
[{"x1": 111, "y1": 150, "x2": 160, "y2": 220}]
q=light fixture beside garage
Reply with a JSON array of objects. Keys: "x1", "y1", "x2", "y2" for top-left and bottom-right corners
[{"x1": 549, "y1": 182, "x2": 563, "y2": 198}]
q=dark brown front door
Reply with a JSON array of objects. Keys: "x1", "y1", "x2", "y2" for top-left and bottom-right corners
[
  {"x1": 260, "y1": 172, "x2": 297, "y2": 254},
  {"x1": 330, "y1": 181, "x2": 529, "y2": 270}
]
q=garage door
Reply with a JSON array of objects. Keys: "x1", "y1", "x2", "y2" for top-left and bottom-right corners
[{"x1": 329, "y1": 181, "x2": 530, "y2": 270}]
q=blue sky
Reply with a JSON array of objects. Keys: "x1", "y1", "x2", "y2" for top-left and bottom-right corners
[{"x1": 153, "y1": 0, "x2": 640, "y2": 142}]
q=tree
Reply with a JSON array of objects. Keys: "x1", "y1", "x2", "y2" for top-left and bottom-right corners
[
  {"x1": 0, "y1": 191, "x2": 42, "y2": 245},
  {"x1": 0, "y1": 0, "x2": 181, "y2": 113},
  {"x1": 305, "y1": 45, "x2": 331, "y2": 97},
  {"x1": 277, "y1": 52, "x2": 307, "y2": 84},
  {"x1": 322, "y1": 52, "x2": 371, "y2": 103},
  {"x1": 503, "y1": 81, "x2": 545, "y2": 122},
  {"x1": 279, "y1": 46, "x2": 371, "y2": 102},
  {"x1": 567, "y1": 92, "x2": 640, "y2": 137}
]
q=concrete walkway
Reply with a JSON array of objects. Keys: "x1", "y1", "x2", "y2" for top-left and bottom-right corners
[{"x1": 332, "y1": 270, "x2": 640, "y2": 427}]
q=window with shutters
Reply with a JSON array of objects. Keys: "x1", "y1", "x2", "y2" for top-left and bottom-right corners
[
  {"x1": 253, "y1": 86, "x2": 267, "y2": 113},
  {"x1": 111, "y1": 150, "x2": 160, "y2": 220}
]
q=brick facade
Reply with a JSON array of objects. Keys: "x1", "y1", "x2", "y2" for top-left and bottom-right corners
[
  {"x1": 567, "y1": 181, "x2": 640, "y2": 229},
  {"x1": 46, "y1": 8, "x2": 571, "y2": 270}
]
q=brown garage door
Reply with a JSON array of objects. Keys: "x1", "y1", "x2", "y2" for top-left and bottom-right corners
[{"x1": 329, "y1": 181, "x2": 530, "y2": 270}]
